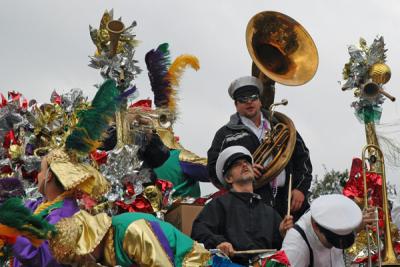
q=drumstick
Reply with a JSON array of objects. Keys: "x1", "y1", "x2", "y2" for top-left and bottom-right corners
[
  {"x1": 233, "y1": 249, "x2": 277, "y2": 255},
  {"x1": 287, "y1": 174, "x2": 292, "y2": 217}
]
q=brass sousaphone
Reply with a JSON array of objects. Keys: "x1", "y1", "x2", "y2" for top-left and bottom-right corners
[{"x1": 246, "y1": 11, "x2": 318, "y2": 188}]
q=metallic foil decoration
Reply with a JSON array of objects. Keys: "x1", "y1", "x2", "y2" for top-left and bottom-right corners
[
  {"x1": 370, "y1": 63, "x2": 391, "y2": 84},
  {"x1": 125, "y1": 168, "x2": 152, "y2": 185},
  {"x1": 0, "y1": 105, "x2": 29, "y2": 144},
  {"x1": 100, "y1": 144, "x2": 141, "y2": 202},
  {"x1": 0, "y1": 158, "x2": 12, "y2": 176},
  {"x1": 341, "y1": 36, "x2": 394, "y2": 125},
  {"x1": 89, "y1": 9, "x2": 141, "y2": 89},
  {"x1": 342, "y1": 37, "x2": 386, "y2": 91},
  {"x1": 60, "y1": 88, "x2": 86, "y2": 112},
  {"x1": 143, "y1": 185, "x2": 162, "y2": 212},
  {"x1": 346, "y1": 229, "x2": 379, "y2": 264},
  {"x1": 9, "y1": 144, "x2": 22, "y2": 160},
  {"x1": 100, "y1": 144, "x2": 141, "y2": 181},
  {"x1": 0, "y1": 177, "x2": 25, "y2": 203}
]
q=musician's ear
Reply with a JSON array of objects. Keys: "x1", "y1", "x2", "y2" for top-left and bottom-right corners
[{"x1": 224, "y1": 170, "x2": 233, "y2": 185}]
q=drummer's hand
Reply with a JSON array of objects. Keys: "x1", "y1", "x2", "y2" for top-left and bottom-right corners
[
  {"x1": 291, "y1": 189, "x2": 305, "y2": 212},
  {"x1": 356, "y1": 207, "x2": 376, "y2": 232},
  {"x1": 217, "y1": 242, "x2": 235, "y2": 258},
  {"x1": 252, "y1": 164, "x2": 264, "y2": 179},
  {"x1": 279, "y1": 215, "x2": 294, "y2": 237}
]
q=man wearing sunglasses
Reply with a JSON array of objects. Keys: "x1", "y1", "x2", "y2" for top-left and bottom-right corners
[{"x1": 207, "y1": 76, "x2": 312, "y2": 221}]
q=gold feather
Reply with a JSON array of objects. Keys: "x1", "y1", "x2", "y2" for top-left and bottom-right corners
[{"x1": 166, "y1": 55, "x2": 200, "y2": 114}]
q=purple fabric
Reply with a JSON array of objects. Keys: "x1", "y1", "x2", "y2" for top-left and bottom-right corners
[
  {"x1": 179, "y1": 161, "x2": 209, "y2": 182},
  {"x1": 149, "y1": 220, "x2": 175, "y2": 265},
  {"x1": 12, "y1": 197, "x2": 79, "y2": 267},
  {"x1": 25, "y1": 143, "x2": 34, "y2": 155}
]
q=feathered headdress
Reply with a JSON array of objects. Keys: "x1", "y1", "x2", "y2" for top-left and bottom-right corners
[
  {"x1": 145, "y1": 43, "x2": 200, "y2": 118},
  {"x1": 66, "y1": 79, "x2": 120, "y2": 154},
  {"x1": 42, "y1": 80, "x2": 119, "y2": 199},
  {"x1": 0, "y1": 198, "x2": 55, "y2": 247}
]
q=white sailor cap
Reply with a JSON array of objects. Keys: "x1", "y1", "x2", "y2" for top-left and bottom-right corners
[
  {"x1": 228, "y1": 76, "x2": 263, "y2": 100},
  {"x1": 311, "y1": 194, "x2": 362, "y2": 249},
  {"x1": 216, "y1": 146, "x2": 253, "y2": 187}
]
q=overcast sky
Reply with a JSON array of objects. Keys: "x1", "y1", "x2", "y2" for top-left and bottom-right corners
[{"x1": 1, "y1": 0, "x2": 400, "y2": 195}]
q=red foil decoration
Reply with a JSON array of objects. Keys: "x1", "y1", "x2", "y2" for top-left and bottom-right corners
[
  {"x1": 395, "y1": 242, "x2": 400, "y2": 255},
  {"x1": 115, "y1": 196, "x2": 153, "y2": 213},
  {"x1": 155, "y1": 179, "x2": 173, "y2": 193},
  {"x1": 260, "y1": 250, "x2": 291, "y2": 266},
  {"x1": 79, "y1": 193, "x2": 97, "y2": 210},
  {"x1": 8, "y1": 91, "x2": 21, "y2": 102},
  {"x1": 21, "y1": 169, "x2": 38, "y2": 182},
  {"x1": 125, "y1": 182, "x2": 135, "y2": 197},
  {"x1": 21, "y1": 98, "x2": 28, "y2": 110},
  {"x1": 0, "y1": 93, "x2": 7, "y2": 107},
  {"x1": 0, "y1": 165, "x2": 12, "y2": 175},
  {"x1": 3, "y1": 130, "x2": 17, "y2": 149},
  {"x1": 343, "y1": 157, "x2": 385, "y2": 232},
  {"x1": 50, "y1": 91, "x2": 62, "y2": 105},
  {"x1": 343, "y1": 158, "x2": 382, "y2": 209},
  {"x1": 90, "y1": 150, "x2": 108, "y2": 165},
  {"x1": 130, "y1": 99, "x2": 152, "y2": 109}
]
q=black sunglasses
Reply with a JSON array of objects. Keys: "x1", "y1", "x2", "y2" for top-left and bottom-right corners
[{"x1": 236, "y1": 94, "x2": 259, "y2": 104}]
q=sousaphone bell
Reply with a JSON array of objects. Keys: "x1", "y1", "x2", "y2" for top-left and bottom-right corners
[{"x1": 245, "y1": 11, "x2": 318, "y2": 188}]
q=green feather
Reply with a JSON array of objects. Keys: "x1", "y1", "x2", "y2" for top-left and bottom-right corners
[
  {"x1": 66, "y1": 79, "x2": 120, "y2": 153},
  {"x1": 0, "y1": 198, "x2": 55, "y2": 239},
  {"x1": 158, "y1": 43, "x2": 169, "y2": 54}
]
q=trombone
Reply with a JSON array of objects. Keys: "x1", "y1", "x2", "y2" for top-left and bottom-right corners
[{"x1": 362, "y1": 144, "x2": 400, "y2": 266}]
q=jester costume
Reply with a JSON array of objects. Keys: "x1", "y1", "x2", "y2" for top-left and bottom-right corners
[
  {"x1": 153, "y1": 134, "x2": 208, "y2": 198},
  {"x1": 143, "y1": 43, "x2": 208, "y2": 198},
  {"x1": 50, "y1": 210, "x2": 211, "y2": 267},
  {"x1": 12, "y1": 147, "x2": 109, "y2": 267},
  {"x1": 2, "y1": 79, "x2": 116, "y2": 266},
  {"x1": 12, "y1": 196, "x2": 78, "y2": 267}
]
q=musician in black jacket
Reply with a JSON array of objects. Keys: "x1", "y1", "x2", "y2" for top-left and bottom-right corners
[
  {"x1": 207, "y1": 76, "x2": 312, "y2": 220},
  {"x1": 192, "y1": 146, "x2": 293, "y2": 265}
]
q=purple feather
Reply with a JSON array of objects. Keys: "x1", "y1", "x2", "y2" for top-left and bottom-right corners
[
  {"x1": 117, "y1": 86, "x2": 137, "y2": 102},
  {"x1": 145, "y1": 43, "x2": 171, "y2": 108}
]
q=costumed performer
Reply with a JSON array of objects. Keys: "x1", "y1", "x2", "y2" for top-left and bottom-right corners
[{"x1": 49, "y1": 210, "x2": 211, "y2": 267}]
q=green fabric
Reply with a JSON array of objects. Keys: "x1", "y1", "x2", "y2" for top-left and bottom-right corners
[
  {"x1": 154, "y1": 149, "x2": 200, "y2": 198},
  {"x1": 112, "y1": 213, "x2": 135, "y2": 267},
  {"x1": 36, "y1": 200, "x2": 64, "y2": 218},
  {"x1": 355, "y1": 105, "x2": 382, "y2": 124},
  {"x1": 265, "y1": 262, "x2": 288, "y2": 267},
  {"x1": 112, "y1": 212, "x2": 195, "y2": 267},
  {"x1": 0, "y1": 197, "x2": 55, "y2": 240}
]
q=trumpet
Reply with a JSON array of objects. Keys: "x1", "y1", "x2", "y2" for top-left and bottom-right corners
[{"x1": 128, "y1": 109, "x2": 173, "y2": 132}]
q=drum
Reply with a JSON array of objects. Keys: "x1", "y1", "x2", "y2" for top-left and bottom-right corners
[{"x1": 250, "y1": 252, "x2": 276, "y2": 267}]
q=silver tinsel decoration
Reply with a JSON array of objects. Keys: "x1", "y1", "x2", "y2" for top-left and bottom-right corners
[
  {"x1": 88, "y1": 10, "x2": 142, "y2": 89},
  {"x1": 100, "y1": 144, "x2": 143, "y2": 201},
  {"x1": 60, "y1": 88, "x2": 86, "y2": 112}
]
